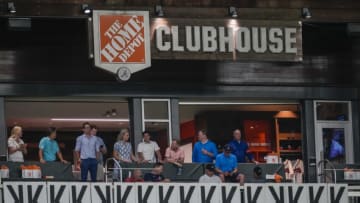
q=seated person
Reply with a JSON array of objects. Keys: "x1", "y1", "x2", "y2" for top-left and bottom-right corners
[
  {"x1": 144, "y1": 163, "x2": 170, "y2": 182},
  {"x1": 215, "y1": 145, "x2": 245, "y2": 185},
  {"x1": 125, "y1": 169, "x2": 144, "y2": 182},
  {"x1": 199, "y1": 164, "x2": 222, "y2": 183},
  {"x1": 165, "y1": 140, "x2": 185, "y2": 175},
  {"x1": 252, "y1": 166, "x2": 265, "y2": 183}
]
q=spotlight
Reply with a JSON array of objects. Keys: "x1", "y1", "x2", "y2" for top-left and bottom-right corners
[
  {"x1": 155, "y1": 5, "x2": 164, "y2": 17},
  {"x1": 301, "y1": 7, "x2": 311, "y2": 19},
  {"x1": 111, "y1": 109, "x2": 117, "y2": 116},
  {"x1": 7, "y1": 2, "x2": 16, "y2": 14},
  {"x1": 228, "y1": 6, "x2": 238, "y2": 18},
  {"x1": 81, "y1": 4, "x2": 92, "y2": 15}
]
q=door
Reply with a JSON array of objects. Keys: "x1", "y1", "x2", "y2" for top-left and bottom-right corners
[
  {"x1": 315, "y1": 123, "x2": 352, "y2": 164},
  {"x1": 314, "y1": 101, "x2": 353, "y2": 182}
]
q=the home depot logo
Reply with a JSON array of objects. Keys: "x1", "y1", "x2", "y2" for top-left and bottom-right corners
[{"x1": 93, "y1": 11, "x2": 151, "y2": 80}]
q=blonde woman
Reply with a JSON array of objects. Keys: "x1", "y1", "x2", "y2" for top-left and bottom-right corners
[
  {"x1": 8, "y1": 126, "x2": 27, "y2": 162},
  {"x1": 113, "y1": 129, "x2": 137, "y2": 181}
]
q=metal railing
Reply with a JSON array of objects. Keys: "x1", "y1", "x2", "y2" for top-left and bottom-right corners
[
  {"x1": 317, "y1": 159, "x2": 337, "y2": 183},
  {"x1": 104, "y1": 158, "x2": 153, "y2": 182}
]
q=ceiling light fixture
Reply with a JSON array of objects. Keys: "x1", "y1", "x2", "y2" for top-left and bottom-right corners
[
  {"x1": 7, "y1": 2, "x2": 16, "y2": 14},
  {"x1": 81, "y1": 4, "x2": 92, "y2": 15},
  {"x1": 155, "y1": 5, "x2": 164, "y2": 17},
  {"x1": 301, "y1": 7, "x2": 311, "y2": 19},
  {"x1": 228, "y1": 6, "x2": 238, "y2": 18}
]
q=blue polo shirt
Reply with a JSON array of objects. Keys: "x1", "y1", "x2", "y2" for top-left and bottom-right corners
[
  {"x1": 228, "y1": 140, "x2": 253, "y2": 163},
  {"x1": 39, "y1": 137, "x2": 59, "y2": 162},
  {"x1": 215, "y1": 153, "x2": 238, "y2": 173},
  {"x1": 192, "y1": 140, "x2": 218, "y2": 163}
]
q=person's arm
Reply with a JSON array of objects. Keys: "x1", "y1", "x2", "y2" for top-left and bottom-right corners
[
  {"x1": 21, "y1": 143, "x2": 28, "y2": 155},
  {"x1": 155, "y1": 150, "x2": 163, "y2": 163},
  {"x1": 39, "y1": 149, "x2": 46, "y2": 163},
  {"x1": 154, "y1": 142, "x2": 163, "y2": 162},
  {"x1": 99, "y1": 139, "x2": 107, "y2": 155},
  {"x1": 178, "y1": 149, "x2": 185, "y2": 163},
  {"x1": 192, "y1": 144, "x2": 197, "y2": 162},
  {"x1": 74, "y1": 137, "x2": 81, "y2": 163},
  {"x1": 57, "y1": 151, "x2": 68, "y2": 163},
  {"x1": 215, "y1": 156, "x2": 223, "y2": 174},
  {"x1": 8, "y1": 140, "x2": 19, "y2": 154},
  {"x1": 245, "y1": 143, "x2": 258, "y2": 164}
]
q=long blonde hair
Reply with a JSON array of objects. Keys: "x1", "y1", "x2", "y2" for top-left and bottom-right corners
[
  {"x1": 10, "y1": 126, "x2": 22, "y2": 139},
  {"x1": 117, "y1": 128, "x2": 130, "y2": 142}
]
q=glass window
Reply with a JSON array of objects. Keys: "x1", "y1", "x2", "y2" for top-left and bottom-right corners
[
  {"x1": 316, "y1": 102, "x2": 349, "y2": 121},
  {"x1": 144, "y1": 122, "x2": 170, "y2": 156},
  {"x1": 143, "y1": 101, "x2": 169, "y2": 120},
  {"x1": 322, "y1": 128, "x2": 345, "y2": 163}
]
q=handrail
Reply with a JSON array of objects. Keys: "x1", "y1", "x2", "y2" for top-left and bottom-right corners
[
  {"x1": 317, "y1": 159, "x2": 337, "y2": 183},
  {"x1": 104, "y1": 158, "x2": 122, "y2": 182}
]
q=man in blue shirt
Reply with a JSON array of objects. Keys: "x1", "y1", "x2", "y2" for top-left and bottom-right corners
[
  {"x1": 75, "y1": 122, "x2": 100, "y2": 181},
  {"x1": 215, "y1": 144, "x2": 244, "y2": 184},
  {"x1": 192, "y1": 130, "x2": 217, "y2": 163},
  {"x1": 39, "y1": 127, "x2": 67, "y2": 163},
  {"x1": 228, "y1": 129, "x2": 258, "y2": 164}
]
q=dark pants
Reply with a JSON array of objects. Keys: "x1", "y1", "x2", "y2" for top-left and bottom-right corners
[{"x1": 81, "y1": 158, "x2": 98, "y2": 181}]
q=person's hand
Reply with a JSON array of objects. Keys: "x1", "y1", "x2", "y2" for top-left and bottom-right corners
[
  {"x1": 253, "y1": 160, "x2": 259, "y2": 165},
  {"x1": 142, "y1": 160, "x2": 149, "y2": 163},
  {"x1": 224, "y1": 172, "x2": 230, "y2": 176},
  {"x1": 40, "y1": 159, "x2": 46, "y2": 164},
  {"x1": 158, "y1": 159, "x2": 164, "y2": 164},
  {"x1": 61, "y1": 160, "x2": 68, "y2": 164},
  {"x1": 201, "y1": 148, "x2": 209, "y2": 155}
]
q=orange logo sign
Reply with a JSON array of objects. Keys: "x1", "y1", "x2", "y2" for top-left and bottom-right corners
[{"x1": 100, "y1": 15, "x2": 145, "y2": 63}]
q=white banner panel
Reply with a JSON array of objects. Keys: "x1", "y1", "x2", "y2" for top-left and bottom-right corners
[
  {"x1": 69, "y1": 182, "x2": 91, "y2": 203},
  {"x1": 114, "y1": 182, "x2": 138, "y2": 203},
  {"x1": 327, "y1": 184, "x2": 348, "y2": 203},
  {"x1": 91, "y1": 182, "x2": 113, "y2": 203},
  {"x1": 47, "y1": 182, "x2": 70, "y2": 203},
  {"x1": 1, "y1": 182, "x2": 349, "y2": 203},
  {"x1": 4, "y1": 182, "x2": 47, "y2": 203},
  {"x1": 219, "y1": 184, "x2": 242, "y2": 203}
]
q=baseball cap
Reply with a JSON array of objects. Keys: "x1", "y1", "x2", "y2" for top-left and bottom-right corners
[
  {"x1": 224, "y1": 144, "x2": 232, "y2": 152},
  {"x1": 206, "y1": 164, "x2": 215, "y2": 172}
]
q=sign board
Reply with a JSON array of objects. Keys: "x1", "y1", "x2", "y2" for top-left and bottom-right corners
[
  {"x1": 151, "y1": 19, "x2": 302, "y2": 62},
  {"x1": 3, "y1": 182, "x2": 347, "y2": 203},
  {"x1": 92, "y1": 11, "x2": 302, "y2": 78},
  {"x1": 92, "y1": 10, "x2": 151, "y2": 80}
]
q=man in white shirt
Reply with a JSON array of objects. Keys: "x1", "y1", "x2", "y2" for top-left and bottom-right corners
[
  {"x1": 137, "y1": 131, "x2": 163, "y2": 163},
  {"x1": 199, "y1": 164, "x2": 222, "y2": 183}
]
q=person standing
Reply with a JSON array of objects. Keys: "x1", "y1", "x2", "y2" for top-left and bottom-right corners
[
  {"x1": 8, "y1": 126, "x2": 27, "y2": 162},
  {"x1": 75, "y1": 122, "x2": 100, "y2": 182},
  {"x1": 192, "y1": 130, "x2": 217, "y2": 163},
  {"x1": 137, "y1": 131, "x2": 163, "y2": 163},
  {"x1": 38, "y1": 127, "x2": 67, "y2": 163},
  {"x1": 215, "y1": 145, "x2": 244, "y2": 185},
  {"x1": 91, "y1": 125, "x2": 107, "y2": 165},
  {"x1": 228, "y1": 129, "x2": 258, "y2": 164},
  {"x1": 165, "y1": 139, "x2": 185, "y2": 175}
]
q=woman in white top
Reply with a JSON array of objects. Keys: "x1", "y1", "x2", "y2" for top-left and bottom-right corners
[{"x1": 8, "y1": 126, "x2": 27, "y2": 162}]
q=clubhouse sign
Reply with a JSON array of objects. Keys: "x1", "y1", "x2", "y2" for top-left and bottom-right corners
[
  {"x1": 92, "y1": 10, "x2": 302, "y2": 78},
  {"x1": 3, "y1": 182, "x2": 347, "y2": 203}
]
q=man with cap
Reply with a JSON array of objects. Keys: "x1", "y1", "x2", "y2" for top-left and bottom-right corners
[
  {"x1": 215, "y1": 144, "x2": 245, "y2": 185},
  {"x1": 199, "y1": 164, "x2": 222, "y2": 183}
]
